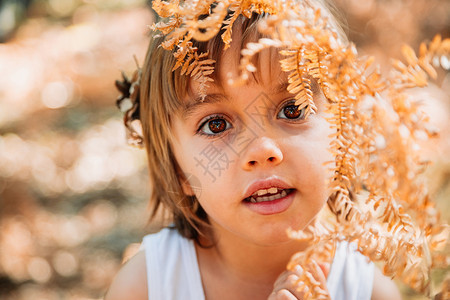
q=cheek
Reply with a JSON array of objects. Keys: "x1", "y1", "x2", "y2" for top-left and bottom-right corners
[
  {"x1": 171, "y1": 120, "x2": 202, "y2": 171},
  {"x1": 173, "y1": 137, "x2": 234, "y2": 196},
  {"x1": 288, "y1": 130, "x2": 333, "y2": 189},
  {"x1": 304, "y1": 145, "x2": 331, "y2": 185}
]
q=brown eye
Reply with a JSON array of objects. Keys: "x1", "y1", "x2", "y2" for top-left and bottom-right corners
[
  {"x1": 198, "y1": 116, "x2": 231, "y2": 136},
  {"x1": 278, "y1": 103, "x2": 307, "y2": 120},
  {"x1": 209, "y1": 119, "x2": 226, "y2": 133},
  {"x1": 284, "y1": 105, "x2": 301, "y2": 118}
]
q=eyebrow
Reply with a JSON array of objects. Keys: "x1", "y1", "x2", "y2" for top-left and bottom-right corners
[
  {"x1": 182, "y1": 93, "x2": 229, "y2": 120},
  {"x1": 272, "y1": 81, "x2": 289, "y2": 95}
]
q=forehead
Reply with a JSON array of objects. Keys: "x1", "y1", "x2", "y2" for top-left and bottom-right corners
[{"x1": 185, "y1": 23, "x2": 287, "y2": 103}]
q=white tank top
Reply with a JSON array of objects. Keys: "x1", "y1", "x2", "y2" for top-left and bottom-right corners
[{"x1": 142, "y1": 228, "x2": 374, "y2": 300}]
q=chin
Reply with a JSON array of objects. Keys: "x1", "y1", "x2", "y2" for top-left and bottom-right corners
[{"x1": 247, "y1": 225, "x2": 300, "y2": 247}]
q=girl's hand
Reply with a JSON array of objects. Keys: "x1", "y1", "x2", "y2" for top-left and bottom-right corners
[{"x1": 268, "y1": 261, "x2": 330, "y2": 300}]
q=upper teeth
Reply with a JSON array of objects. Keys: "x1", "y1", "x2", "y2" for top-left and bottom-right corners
[
  {"x1": 254, "y1": 187, "x2": 279, "y2": 196},
  {"x1": 249, "y1": 189, "x2": 287, "y2": 203}
]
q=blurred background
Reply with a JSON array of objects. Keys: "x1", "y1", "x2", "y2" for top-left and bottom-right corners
[{"x1": 0, "y1": 0, "x2": 448, "y2": 299}]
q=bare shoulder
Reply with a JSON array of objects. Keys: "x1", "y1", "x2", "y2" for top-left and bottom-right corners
[
  {"x1": 371, "y1": 266, "x2": 402, "y2": 300},
  {"x1": 104, "y1": 250, "x2": 148, "y2": 300}
]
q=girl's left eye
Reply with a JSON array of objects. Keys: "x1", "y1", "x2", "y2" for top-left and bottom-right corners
[
  {"x1": 277, "y1": 101, "x2": 307, "y2": 120},
  {"x1": 198, "y1": 116, "x2": 232, "y2": 136}
]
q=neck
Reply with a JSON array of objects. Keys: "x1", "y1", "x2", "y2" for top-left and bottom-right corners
[{"x1": 195, "y1": 227, "x2": 310, "y2": 297}]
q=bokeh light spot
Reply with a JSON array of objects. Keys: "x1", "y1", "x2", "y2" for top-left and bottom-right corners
[
  {"x1": 27, "y1": 257, "x2": 52, "y2": 283},
  {"x1": 53, "y1": 250, "x2": 78, "y2": 277},
  {"x1": 41, "y1": 81, "x2": 73, "y2": 109}
]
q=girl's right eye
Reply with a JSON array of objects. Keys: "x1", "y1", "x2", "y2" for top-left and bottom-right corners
[{"x1": 197, "y1": 116, "x2": 232, "y2": 136}]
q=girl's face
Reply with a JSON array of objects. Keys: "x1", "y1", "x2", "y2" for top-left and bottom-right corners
[{"x1": 171, "y1": 42, "x2": 333, "y2": 246}]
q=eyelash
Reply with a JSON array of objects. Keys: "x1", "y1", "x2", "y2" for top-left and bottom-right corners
[
  {"x1": 196, "y1": 100, "x2": 308, "y2": 137},
  {"x1": 196, "y1": 114, "x2": 232, "y2": 138},
  {"x1": 276, "y1": 100, "x2": 308, "y2": 121}
]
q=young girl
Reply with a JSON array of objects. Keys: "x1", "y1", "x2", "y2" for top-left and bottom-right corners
[{"x1": 106, "y1": 1, "x2": 405, "y2": 299}]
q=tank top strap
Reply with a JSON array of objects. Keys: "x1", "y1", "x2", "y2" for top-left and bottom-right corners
[{"x1": 326, "y1": 241, "x2": 374, "y2": 300}]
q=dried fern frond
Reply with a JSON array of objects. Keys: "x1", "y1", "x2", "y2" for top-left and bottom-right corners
[
  {"x1": 188, "y1": 52, "x2": 215, "y2": 98},
  {"x1": 289, "y1": 35, "x2": 450, "y2": 296},
  {"x1": 186, "y1": 2, "x2": 230, "y2": 42},
  {"x1": 279, "y1": 48, "x2": 317, "y2": 118},
  {"x1": 152, "y1": 0, "x2": 181, "y2": 18},
  {"x1": 231, "y1": 37, "x2": 283, "y2": 85},
  {"x1": 221, "y1": 2, "x2": 242, "y2": 48},
  {"x1": 287, "y1": 238, "x2": 335, "y2": 300},
  {"x1": 390, "y1": 34, "x2": 450, "y2": 88}
]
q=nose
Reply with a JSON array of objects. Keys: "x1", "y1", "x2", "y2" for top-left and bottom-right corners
[{"x1": 241, "y1": 136, "x2": 283, "y2": 170}]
